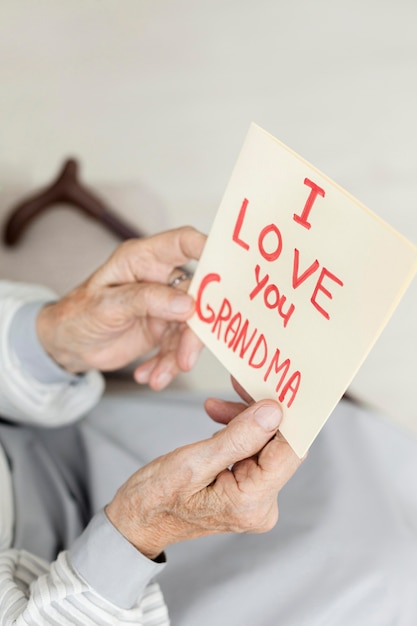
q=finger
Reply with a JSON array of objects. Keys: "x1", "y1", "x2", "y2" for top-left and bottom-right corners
[
  {"x1": 134, "y1": 356, "x2": 159, "y2": 385},
  {"x1": 146, "y1": 327, "x2": 204, "y2": 387},
  {"x1": 134, "y1": 330, "x2": 181, "y2": 389},
  {"x1": 149, "y1": 226, "x2": 207, "y2": 272},
  {"x1": 204, "y1": 397, "x2": 248, "y2": 425},
  {"x1": 93, "y1": 227, "x2": 207, "y2": 286},
  {"x1": 193, "y1": 400, "x2": 283, "y2": 483},
  {"x1": 147, "y1": 353, "x2": 181, "y2": 390},
  {"x1": 141, "y1": 321, "x2": 193, "y2": 389},
  {"x1": 176, "y1": 326, "x2": 204, "y2": 371},
  {"x1": 231, "y1": 377, "x2": 254, "y2": 404},
  {"x1": 116, "y1": 282, "x2": 195, "y2": 322},
  {"x1": 256, "y1": 434, "x2": 304, "y2": 490}
]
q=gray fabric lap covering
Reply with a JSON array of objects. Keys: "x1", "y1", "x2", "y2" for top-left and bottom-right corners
[
  {"x1": 84, "y1": 391, "x2": 417, "y2": 626},
  {"x1": 0, "y1": 419, "x2": 90, "y2": 560},
  {"x1": 2, "y1": 390, "x2": 416, "y2": 624}
]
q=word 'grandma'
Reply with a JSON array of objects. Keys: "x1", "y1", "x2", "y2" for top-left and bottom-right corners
[{"x1": 195, "y1": 272, "x2": 301, "y2": 408}]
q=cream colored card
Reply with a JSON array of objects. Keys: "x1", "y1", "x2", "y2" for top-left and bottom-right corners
[{"x1": 188, "y1": 123, "x2": 417, "y2": 457}]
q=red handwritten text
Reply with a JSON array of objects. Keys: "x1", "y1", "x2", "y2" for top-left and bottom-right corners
[
  {"x1": 293, "y1": 178, "x2": 325, "y2": 230},
  {"x1": 232, "y1": 194, "x2": 344, "y2": 321},
  {"x1": 195, "y1": 273, "x2": 301, "y2": 408},
  {"x1": 249, "y1": 264, "x2": 295, "y2": 328}
]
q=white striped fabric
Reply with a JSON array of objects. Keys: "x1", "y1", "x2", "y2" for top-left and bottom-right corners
[{"x1": 0, "y1": 550, "x2": 170, "y2": 625}]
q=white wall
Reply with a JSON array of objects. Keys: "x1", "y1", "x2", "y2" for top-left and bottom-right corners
[{"x1": 2, "y1": 1, "x2": 416, "y2": 230}]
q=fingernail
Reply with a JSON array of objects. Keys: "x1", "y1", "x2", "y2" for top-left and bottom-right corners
[
  {"x1": 135, "y1": 368, "x2": 150, "y2": 384},
  {"x1": 170, "y1": 294, "x2": 193, "y2": 314},
  {"x1": 254, "y1": 403, "x2": 282, "y2": 431},
  {"x1": 155, "y1": 371, "x2": 172, "y2": 389},
  {"x1": 187, "y1": 349, "x2": 199, "y2": 370}
]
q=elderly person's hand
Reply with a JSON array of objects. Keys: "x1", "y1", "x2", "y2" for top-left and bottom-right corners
[
  {"x1": 106, "y1": 398, "x2": 302, "y2": 560},
  {"x1": 36, "y1": 227, "x2": 206, "y2": 388}
]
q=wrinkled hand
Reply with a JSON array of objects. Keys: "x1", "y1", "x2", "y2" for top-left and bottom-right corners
[
  {"x1": 105, "y1": 398, "x2": 302, "y2": 560},
  {"x1": 37, "y1": 227, "x2": 206, "y2": 388}
]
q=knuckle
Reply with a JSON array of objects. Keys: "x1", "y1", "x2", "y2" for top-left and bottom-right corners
[
  {"x1": 115, "y1": 238, "x2": 137, "y2": 258},
  {"x1": 232, "y1": 500, "x2": 279, "y2": 534},
  {"x1": 225, "y1": 427, "x2": 252, "y2": 459},
  {"x1": 179, "y1": 225, "x2": 195, "y2": 236}
]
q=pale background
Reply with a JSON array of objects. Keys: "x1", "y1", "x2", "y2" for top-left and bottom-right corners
[{"x1": 1, "y1": 0, "x2": 416, "y2": 437}]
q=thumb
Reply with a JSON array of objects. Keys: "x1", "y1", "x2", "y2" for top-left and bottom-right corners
[{"x1": 195, "y1": 400, "x2": 283, "y2": 481}]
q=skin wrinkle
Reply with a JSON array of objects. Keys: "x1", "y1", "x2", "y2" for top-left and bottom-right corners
[
  {"x1": 32, "y1": 225, "x2": 301, "y2": 566},
  {"x1": 98, "y1": 227, "x2": 204, "y2": 286},
  {"x1": 37, "y1": 275, "x2": 194, "y2": 374},
  {"x1": 107, "y1": 416, "x2": 286, "y2": 556}
]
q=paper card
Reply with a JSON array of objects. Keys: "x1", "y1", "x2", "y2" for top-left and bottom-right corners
[{"x1": 188, "y1": 123, "x2": 417, "y2": 457}]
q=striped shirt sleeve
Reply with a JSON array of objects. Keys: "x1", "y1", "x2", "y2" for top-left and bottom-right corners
[
  {"x1": 0, "y1": 511, "x2": 169, "y2": 625},
  {"x1": 0, "y1": 549, "x2": 170, "y2": 625}
]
